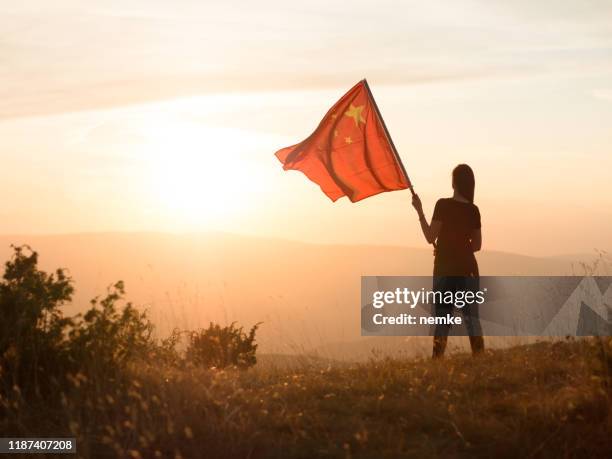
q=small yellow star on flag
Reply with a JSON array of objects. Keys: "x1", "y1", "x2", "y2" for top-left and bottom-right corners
[
  {"x1": 344, "y1": 104, "x2": 365, "y2": 127},
  {"x1": 345, "y1": 136, "x2": 353, "y2": 144}
]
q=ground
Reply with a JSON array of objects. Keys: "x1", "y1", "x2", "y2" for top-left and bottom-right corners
[{"x1": 4, "y1": 339, "x2": 610, "y2": 458}]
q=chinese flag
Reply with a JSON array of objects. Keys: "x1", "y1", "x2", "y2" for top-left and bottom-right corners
[{"x1": 275, "y1": 79, "x2": 410, "y2": 202}]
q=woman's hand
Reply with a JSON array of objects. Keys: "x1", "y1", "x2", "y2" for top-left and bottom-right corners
[
  {"x1": 413, "y1": 194, "x2": 439, "y2": 245},
  {"x1": 412, "y1": 194, "x2": 424, "y2": 216}
]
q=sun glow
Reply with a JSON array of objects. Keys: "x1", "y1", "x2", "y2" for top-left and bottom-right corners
[{"x1": 140, "y1": 117, "x2": 263, "y2": 226}]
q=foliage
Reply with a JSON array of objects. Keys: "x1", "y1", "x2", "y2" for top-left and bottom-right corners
[
  {"x1": 68, "y1": 281, "x2": 155, "y2": 374},
  {"x1": 148, "y1": 327, "x2": 183, "y2": 366},
  {"x1": 186, "y1": 322, "x2": 260, "y2": 369},
  {"x1": 0, "y1": 245, "x2": 74, "y2": 393},
  {"x1": 0, "y1": 246, "x2": 161, "y2": 395},
  {"x1": 0, "y1": 245, "x2": 258, "y2": 401}
]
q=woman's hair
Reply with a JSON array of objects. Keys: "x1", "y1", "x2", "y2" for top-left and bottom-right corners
[{"x1": 452, "y1": 164, "x2": 475, "y2": 203}]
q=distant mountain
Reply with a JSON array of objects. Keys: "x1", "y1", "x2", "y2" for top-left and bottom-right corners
[{"x1": 0, "y1": 232, "x2": 594, "y2": 355}]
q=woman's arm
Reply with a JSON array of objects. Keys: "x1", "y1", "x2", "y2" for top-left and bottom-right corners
[{"x1": 412, "y1": 194, "x2": 441, "y2": 245}]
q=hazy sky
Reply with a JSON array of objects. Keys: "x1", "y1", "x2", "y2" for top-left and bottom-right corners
[{"x1": 1, "y1": 0, "x2": 611, "y2": 256}]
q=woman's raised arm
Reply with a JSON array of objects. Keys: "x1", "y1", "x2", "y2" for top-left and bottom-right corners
[{"x1": 411, "y1": 194, "x2": 441, "y2": 245}]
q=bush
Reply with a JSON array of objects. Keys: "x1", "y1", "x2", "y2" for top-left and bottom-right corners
[
  {"x1": 67, "y1": 281, "x2": 155, "y2": 374},
  {"x1": 0, "y1": 246, "x2": 160, "y2": 396},
  {"x1": 0, "y1": 245, "x2": 74, "y2": 394},
  {"x1": 186, "y1": 322, "x2": 260, "y2": 369},
  {"x1": 0, "y1": 245, "x2": 259, "y2": 401}
]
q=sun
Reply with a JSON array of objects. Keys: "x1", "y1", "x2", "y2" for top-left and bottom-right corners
[{"x1": 140, "y1": 118, "x2": 258, "y2": 227}]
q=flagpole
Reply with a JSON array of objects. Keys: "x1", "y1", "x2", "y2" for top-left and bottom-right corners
[
  {"x1": 363, "y1": 78, "x2": 416, "y2": 197},
  {"x1": 364, "y1": 79, "x2": 437, "y2": 249}
]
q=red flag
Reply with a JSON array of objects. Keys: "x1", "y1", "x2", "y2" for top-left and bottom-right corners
[{"x1": 275, "y1": 80, "x2": 410, "y2": 202}]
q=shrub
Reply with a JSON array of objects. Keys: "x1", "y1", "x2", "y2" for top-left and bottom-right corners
[
  {"x1": 0, "y1": 246, "x2": 159, "y2": 395},
  {"x1": 67, "y1": 281, "x2": 155, "y2": 374},
  {"x1": 149, "y1": 327, "x2": 183, "y2": 366},
  {"x1": 186, "y1": 322, "x2": 260, "y2": 369},
  {"x1": 0, "y1": 244, "x2": 260, "y2": 404},
  {"x1": 0, "y1": 245, "x2": 74, "y2": 394}
]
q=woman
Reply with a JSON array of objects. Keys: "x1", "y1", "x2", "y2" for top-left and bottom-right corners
[{"x1": 411, "y1": 164, "x2": 485, "y2": 358}]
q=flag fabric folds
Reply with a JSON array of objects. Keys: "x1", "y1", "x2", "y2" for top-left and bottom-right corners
[{"x1": 275, "y1": 80, "x2": 410, "y2": 202}]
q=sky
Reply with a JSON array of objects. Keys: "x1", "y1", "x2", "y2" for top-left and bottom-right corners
[{"x1": 1, "y1": 0, "x2": 611, "y2": 256}]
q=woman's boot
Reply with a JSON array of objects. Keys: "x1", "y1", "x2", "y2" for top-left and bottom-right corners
[{"x1": 432, "y1": 336, "x2": 448, "y2": 359}]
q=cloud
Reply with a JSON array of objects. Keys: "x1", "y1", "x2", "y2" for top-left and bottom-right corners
[{"x1": 1, "y1": 0, "x2": 611, "y2": 120}]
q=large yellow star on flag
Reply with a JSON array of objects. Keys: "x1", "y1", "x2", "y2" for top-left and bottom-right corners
[{"x1": 344, "y1": 104, "x2": 365, "y2": 127}]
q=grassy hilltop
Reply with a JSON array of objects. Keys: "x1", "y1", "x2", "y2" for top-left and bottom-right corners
[
  {"x1": 3, "y1": 340, "x2": 611, "y2": 458},
  {"x1": 0, "y1": 245, "x2": 610, "y2": 458}
]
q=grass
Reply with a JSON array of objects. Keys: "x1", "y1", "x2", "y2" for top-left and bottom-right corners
[{"x1": 2, "y1": 339, "x2": 610, "y2": 458}]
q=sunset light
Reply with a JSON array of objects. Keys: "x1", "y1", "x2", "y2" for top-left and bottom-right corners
[
  {"x1": 1, "y1": 1, "x2": 611, "y2": 457},
  {"x1": 143, "y1": 119, "x2": 261, "y2": 225}
]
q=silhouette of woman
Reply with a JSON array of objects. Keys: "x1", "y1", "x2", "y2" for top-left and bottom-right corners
[{"x1": 411, "y1": 164, "x2": 485, "y2": 358}]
